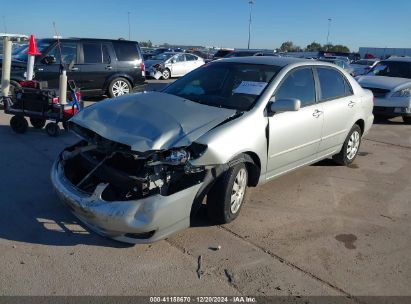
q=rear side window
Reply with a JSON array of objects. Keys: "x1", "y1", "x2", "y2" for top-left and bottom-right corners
[
  {"x1": 275, "y1": 68, "x2": 316, "y2": 107},
  {"x1": 83, "y1": 43, "x2": 102, "y2": 63},
  {"x1": 185, "y1": 54, "x2": 197, "y2": 61},
  {"x1": 317, "y1": 67, "x2": 353, "y2": 100},
  {"x1": 112, "y1": 41, "x2": 140, "y2": 61}
]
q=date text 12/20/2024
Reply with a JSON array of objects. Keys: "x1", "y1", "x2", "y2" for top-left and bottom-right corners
[{"x1": 150, "y1": 297, "x2": 257, "y2": 303}]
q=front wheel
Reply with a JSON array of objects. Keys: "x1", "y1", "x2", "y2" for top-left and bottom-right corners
[
  {"x1": 207, "y1": 163, "x2": 248, "y2": 224},
  {"x1": 333, "y1": 124, "x2": 362, "y2": 166},
  {"x1": 162, "y1": 68, "x2": 171, "y2": 80},
  {"x1": 108, "y1": 78, "x2": 132, "y2": 98}
]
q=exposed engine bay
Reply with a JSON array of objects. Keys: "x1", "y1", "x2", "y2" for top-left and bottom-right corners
[{"x1": 62, "y1": 123, "x2": 207, "y2": 202}]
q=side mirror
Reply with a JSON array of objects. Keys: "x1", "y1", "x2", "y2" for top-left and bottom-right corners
[
  {"x1": 41, "y1": 55, "x2": 57, "y2": 65},
  {"x1": 269, "y1": 98, "x2": 301, "y2": 114}
]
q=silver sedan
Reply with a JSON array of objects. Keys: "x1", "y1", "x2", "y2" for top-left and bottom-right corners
[{"x1": 51, "y1": 57, "x2": 374, "y2": 244}]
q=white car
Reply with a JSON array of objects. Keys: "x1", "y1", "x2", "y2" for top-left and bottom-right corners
[
  {"x1": 145, "y1": 52, "x2": 205, "y2": 80},
  {"x1": 351, "y1": 59, "x2": 379, "y2": 76},
  {"x1": 356, "y1": 57, "x2": 411, "y2": 123}
]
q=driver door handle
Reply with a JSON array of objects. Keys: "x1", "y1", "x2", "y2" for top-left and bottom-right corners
[
  {"x1": 70, "y1": 67, "x2": 79, "y2": 71},
  {"x1": 312, "y1": 109, "x2": 323, "y2": 118},
  {"x1": 105, "y1": 65, "x2": 113, "y2": 70},
  {"x1": 348, "y1": 101, "x2": 356, "y2": 108}
]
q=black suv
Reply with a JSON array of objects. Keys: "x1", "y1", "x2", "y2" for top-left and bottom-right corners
[{"x1": 3, "y1": 38, "x2": 146, "y2": 98}]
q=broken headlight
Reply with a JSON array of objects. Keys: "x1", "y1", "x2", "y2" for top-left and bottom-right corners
[{"x1": 164, "y1": 149, "x2": 190, "y2": 165}]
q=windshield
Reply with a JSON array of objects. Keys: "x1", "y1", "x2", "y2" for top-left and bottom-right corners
[
  {"x1": 13, "y1": 39, "x2": 52, "y2": 62},
  {"x1": 163, "y1": 62, "x2": 281, "y2": 111},
  {"x1": 367, "y1": 61, "x2": 411, "y2": 79},
  {"x1": 151, "y1": 53, "x2": 175, "y2": 61}
]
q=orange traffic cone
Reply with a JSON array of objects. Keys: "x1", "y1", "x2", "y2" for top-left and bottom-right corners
[{"x1": 27, "y1": 35, "x2": 42, "y2": 56}]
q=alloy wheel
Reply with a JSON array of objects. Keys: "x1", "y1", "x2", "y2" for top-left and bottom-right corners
[
  {"x1": 112, "y1": 80, "x2": 130, "y2": 97},
  {"x1": 347, "y1": 131, "x2": 360, "y2": 160},
  {"x1": 230, "y1": 168, "x2": 247, "y2": 214}
]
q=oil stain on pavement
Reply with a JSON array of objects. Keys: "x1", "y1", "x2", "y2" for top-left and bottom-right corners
[{"x1": 335, "y1": 234, "x2": 358, "y2": 249}]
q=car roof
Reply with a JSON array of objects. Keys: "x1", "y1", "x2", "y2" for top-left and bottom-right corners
[
  {"x1": 384, "y1": 57, "x2": 411, "y2": 62},
  {"x1": 217, "y1": 56, "x2": 309, "y2": 67},
  {"x1": 38, "y1": 38, "x2": 139, "y2": 43}
]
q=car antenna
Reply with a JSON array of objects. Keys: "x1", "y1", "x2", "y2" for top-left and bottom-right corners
[{"x1": 53, "y1": 21, "x2": 65, "y2": 73}]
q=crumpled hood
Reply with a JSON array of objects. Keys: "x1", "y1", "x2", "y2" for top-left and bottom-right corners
[
  {"x1": 70, "y1": 91, "x2": 237, "y2": 152},
  {"x1": 356, "y1": 75, "x2": 411, "y2": 91}
]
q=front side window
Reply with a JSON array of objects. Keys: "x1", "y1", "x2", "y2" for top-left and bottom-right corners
[
  {"x1": 164, "y1": 62, "x2": 281, "y2": 111},
  {"x1": 47, "y1": 42, "x2": 77, "y2": 64},
  {"x1": 317, "y1": 67, "x2": 352, "y2": 100},
  {"x1": 275, "y1": 68, "x2": 316, "y2": 107},
  {"x1": 175, "y1": 54, "x2": 186, "y2": 62},
  {"x1": 185, "y1": 54, "x2": 197, "y2": 61},
  {"x1": 83, "y1": 43, "x2": 102, "y2": 63}
]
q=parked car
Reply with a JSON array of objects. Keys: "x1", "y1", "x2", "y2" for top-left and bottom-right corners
[
  {"x1": 212, "y1": 48, "x2": 234, "y2": 60},
  {"x1": 356, "y1": 57, "x2": 411, "y2": 123},
  {"x1": 350, "y1": 59, "x2": 379, "y2": 76},
  {"x1": 145, "y1": 52, "x2": 204, "y2": 79},
  {"x1": 0, "y1": 38, "x2": 146, "y2": 98},
  {"x1": 51, "y1": 57, "x2": 374, "y2": 244},
  {"x1": 318, "y1": 58, "x2": 355, "y2": 75},
  {"x1": 224, "y1": 50, "x2": 273, "y2": 58}
]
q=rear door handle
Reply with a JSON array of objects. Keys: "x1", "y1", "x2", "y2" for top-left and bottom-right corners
[
  {"x1": 37, "y1": 68, "x2": 44, "y2": 71},
  {"x1": 312, "y1": 109, "x2": 323, "y2": 118},
  {"x1": 70, "y1": 67, "x2": 79, "y2": 71},
  {"x1": 348, "y1": 101, "x2": 356, "y2": 108},
  {"x1": 105, "y1": 65, "x2": 113, "y2": 70}
]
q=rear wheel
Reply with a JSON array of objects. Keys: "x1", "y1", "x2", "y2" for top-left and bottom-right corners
[
  {"x1": 207, "y1": 162, "x2": 248, "y2": 224},
  {"x1": 10, "y1": 116, "x2": 28, "y2": 134},
  {"x1": 108, "y1": 78, "x2": 132, "y2": 98},
  {"x1": 30, "y1": 118, "x2": 46, "y2": 129},
  {"x1": 402, "y1": 116, "x2": 411, "y2": 124},
  {"x1": 45, "y1": 122, "x2": 60, "y2": 137},
  {"x1": 333, "y1": 124, "x2": 362, "y2": 166}
]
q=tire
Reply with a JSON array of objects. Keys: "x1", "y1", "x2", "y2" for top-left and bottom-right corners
[
  {"x1": 402, "y1": 116, "x2": 411, "y2": 124},
  {"x1": 45, "y1": 122, "x2": 60, "y2": 137},
  {"x1": 108, "y1": 78, "x2": 132, "y2": 98},
  {"x1": 333, "y1": 124, "x2": 362, "y2": 166},
  {"x1": 30, "y1": 118, "x2": 46, "y2": 129},
  {"x1": 162, "y1": 68, "x2": 171, "y2": 80},
  {"x1": 10, "y1": 116, "x2": 28, "y2": 134},
  {"x1": 207, "y1": 162, "x2": 248, "y2": 224}
]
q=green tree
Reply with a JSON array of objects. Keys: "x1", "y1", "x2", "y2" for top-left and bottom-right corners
[
  {"x1": 140, "y1": 40, "x2": 153, "y2": 48},
  {"x1": 280, "y1": 41, "x2": 294, "y2": 52},
  {"x1": 329, "y1": 44, "x2": 350, "y2": 53},
  {"x1": 306, "y1": 42, "x2": 322, "y2": 52}
]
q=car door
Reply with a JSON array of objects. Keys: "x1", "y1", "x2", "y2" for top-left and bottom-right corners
[
  {"x1": 315, "y1": 67, "x2": 357, "y2": 156},
  {"x1": 266, "y1": 67, "x2": 324, "y2": 179},
  {"x1": 170, "y1": 54, "x2": 187, "y2": 76},
  {"x1": 185, "y1": 54, "x2": 204, "y2": 71},
  {"x1": 76, "y1": 42, "x2": 113, "y2": 92}
]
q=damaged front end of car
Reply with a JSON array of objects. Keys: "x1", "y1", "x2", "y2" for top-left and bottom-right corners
[{"x1": 51, "y1": 123, "x2": 215, "y2": 244}]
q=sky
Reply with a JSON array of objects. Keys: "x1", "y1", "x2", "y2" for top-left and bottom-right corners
[{"x1": 1, "y1": 0, "x2": 411, "y2": 52}]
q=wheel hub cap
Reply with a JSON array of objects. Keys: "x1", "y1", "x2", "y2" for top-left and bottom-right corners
[
  {"x1": 230, "y1": 168, "x2": 247, "y2": 214},
  {"x1": 112, "y1": 81, "x2": 130, "y2": 97},
  {"x1": 347, "y1": 131, "x2": 360, "y2": 160}
]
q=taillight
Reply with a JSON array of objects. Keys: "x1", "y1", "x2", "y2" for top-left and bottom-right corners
[{"x1": 141, "y1": 62, "x2": 145, "y2": 77}]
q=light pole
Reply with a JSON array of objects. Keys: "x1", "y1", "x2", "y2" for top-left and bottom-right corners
[
  {"x1": 247, "y1": 0, "x2": 254, "y2": 49},
  {"x1": 127, "y1": 12, "x2": 131, "y2": 40},
  {"x1": 326, "y1": 18, "x2": 332, "y2": 47},
  {"x1": 2, "y1": 16, "x2": 7, "y2": 34}
]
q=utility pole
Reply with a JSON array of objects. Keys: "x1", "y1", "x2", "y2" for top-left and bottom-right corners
[
  {"x1": 127, "y1": 12, "x2": 131, "y2": 40},
  {"x1": 326, "y1": 18, "x2": 332, "y2": 47},
  {"x1": 247, "y1": 0, "x2": 254, "y2": 49},
  {"x1": 2, "y1": 16, "x2": 7, "y2": 34}
]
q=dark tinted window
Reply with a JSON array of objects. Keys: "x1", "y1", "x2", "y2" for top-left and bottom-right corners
[
  {"x1": 83, "y1": 43, "x2": 102, "y2": 63},
  {"x1": 275, "y1": 68, "x2": 316, "y2": 107},
  {"x1": 185, "y1": 54, "x2": 197, "y2": 61},
  {"x1": 47, "y1": 42, "x2": 77, "y2": 64},
  {"x1": 368, "y1": 61, "x2": 411, "y2": 79},
  {"x1": 102, "y1": 45, "x2": 111, "y2": 64},
  {"x1": 112, "y1": 41, "x2": 140, "y2": 61},
  {"x1": 317, "y1": 67, "x2": 352, "y2": 100}
]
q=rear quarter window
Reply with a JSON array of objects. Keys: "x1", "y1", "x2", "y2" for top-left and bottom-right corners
[
  {"x1": 112, "y1": 41, "x2": 141, "y2": 61},
  {"x1": 317, "y1": 67, "x2": 353, "y2": 100}
]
